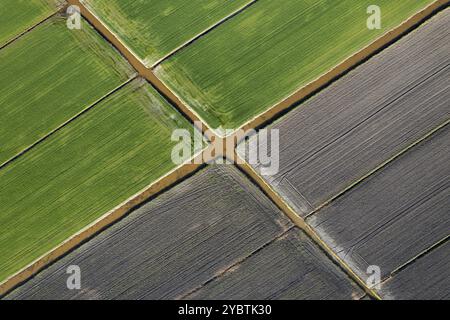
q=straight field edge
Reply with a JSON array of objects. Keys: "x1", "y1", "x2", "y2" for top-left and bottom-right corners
[
  {"x1": 150, "y1": 0, "x2": 258, "y2": 68},
  {"x1": 2, "y1": 0, "x2": 446, "y2": 299},
  {"x1": 233, "y1": 153, "x2": 382, "y2": 300},
  {"x1": 68, "y1": 0, "x2": 215, "y2": 140},
  {"x1": 0, "y1": 152, "x2": 206, "y2": 297},
  {"x1": 238, "y1": 0, "x2": 450, "y2": 134},
  {"x1": 0, "y1": 4, "x2": 64, "y2": 50},
  {"x1": 69, "y1": 0, "x2": 449, "y2": 139}
]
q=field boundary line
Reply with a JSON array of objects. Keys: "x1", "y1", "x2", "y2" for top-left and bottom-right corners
[
  {"x1": 236, "y1": 0, "x2": 450, "y2": 135},
  {"x1": 0, "y1": 77, "x2": 136, "y2": 171},
  {"x1": 178, "y1": 225, "x2": 296, "y2": 300},
  {"x1": 305, "y1": 119, "x2": 450, "y2": 220},
  {"x1": 389, "y1": 235, "x2": 449, "y2": 277},
  {"x1": 0, "y1": 8, "x2": 62, "y2": 52},
  {"x1": 1, "y1": 0, "x2": 218, "y2": 294},
  {"x1": 150, "y1": 0, "x2": 259, "y2": 68},
  {"x1": 233, "y1": 153, "x2": 382, "y2": 300},
  {"x1": 71, "y1": 0, "x2": 449, "y2": 142},
  {"x1": 4, "y1": 0, "x2": 447, "y2": 298},
  {"x1": 376, "y1": 235, "x2": 449, "y2": 293},
  {"x1": 0, "y1": 152, "x2": 206, "y2": 297},
  {"x1": 68, "y1": 0, "x2": 215, "y2": 141}
]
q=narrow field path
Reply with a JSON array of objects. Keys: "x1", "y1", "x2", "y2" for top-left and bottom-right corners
[{"x1": 2, "y1": 0, "x2": 448, "y2": 299}]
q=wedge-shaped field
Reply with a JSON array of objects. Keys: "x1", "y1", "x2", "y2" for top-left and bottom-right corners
[
  {"x1": 0, "y1": 80, "x2": 196, "y2": 283},
  {"x1": 0, "y1": 16, "x2": 134, "y2": 165},
  {"x1": 382, "y1": 241, "x2": 449, "y2": 300},
  {"x1": 0, "y1": 0, "x2": 57, "y2": 46},
  {"x1": 239, "y1": 10, "x2": 450, "y2": 216},
  {"x1": 308, "y1": 125, "x2": 450, "y2": 297},
  {"x1": 84, "y1": 0, "x2": 252, "y2": 66},
  {"x1": 6, "y1": 166, "x2": 294, "y2": 299},
  {"x1": 187, "y1": 229, "x2": 363, "y2": 300},
  {"x1": 156, "y1": 0, "x2": 435, "y2": 130}
]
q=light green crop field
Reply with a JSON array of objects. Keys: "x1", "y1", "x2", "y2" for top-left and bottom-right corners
[
  {"x1": 0, "y1": 80, "x2": 198, "y2": 282},
  {"x1": 0, "y1": 16, "x2": 134, "y2": 165},
  {"x1": 84, "y1": 0, "x2": 252, "y2": 66},
  {"x1": 0, "y1": 0, "x2": 57, "y2": 46},
  {"x1": 155, "y1": 0, "x2": 435, "y2": 130}
]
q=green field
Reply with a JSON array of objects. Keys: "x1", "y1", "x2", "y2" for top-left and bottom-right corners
[
  {"x1": 0, "y1": 80, "x2": 198, "y2": 282},
  {"x1": 84, "y1": 0, "x2": 252, "y2": 66},
  {"x1": 0, "y1": 16, "x2": 134, "y2": 165},
  {"x1": 0, "y1": 0, "x2": 57, "y2": 46},
  {"x1": 155, "y1": 0, "x2": 434, "y2": 130}
]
